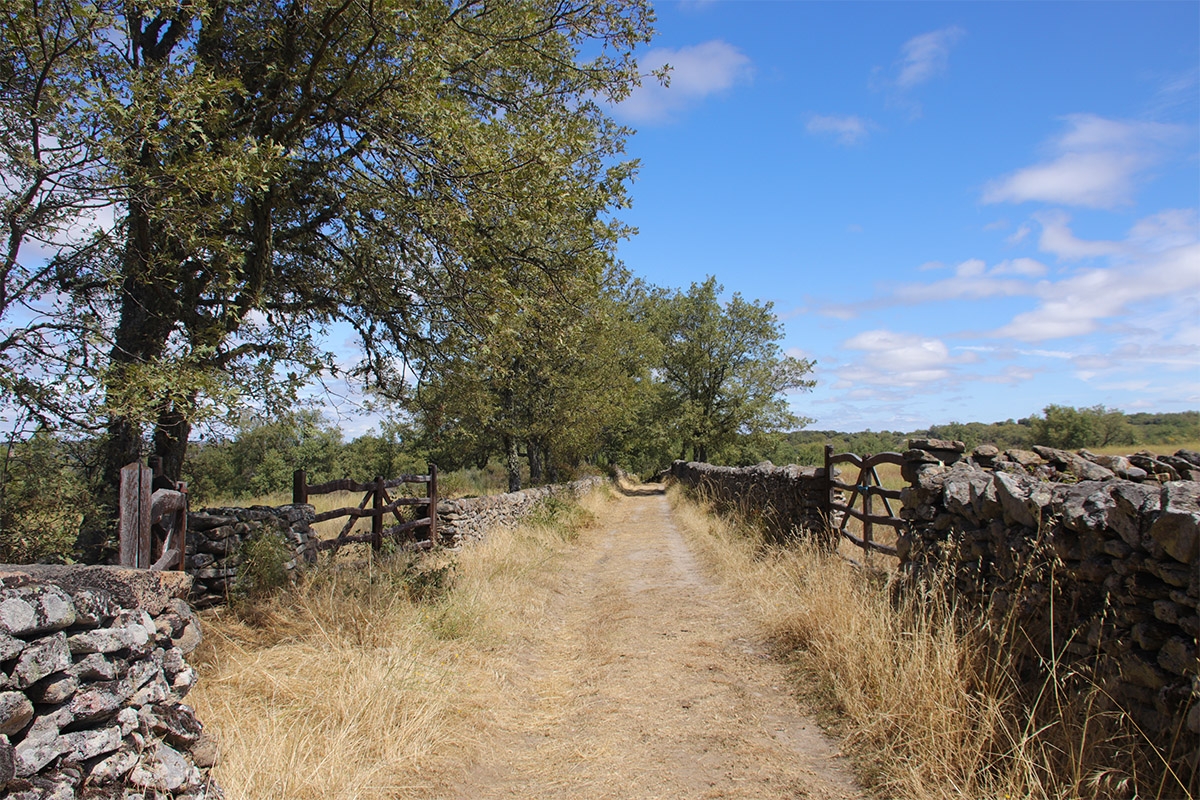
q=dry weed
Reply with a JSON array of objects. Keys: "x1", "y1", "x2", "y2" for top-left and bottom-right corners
[
  {"x1": 189, "y1": 488, "x2": 608, "y2": 800},
  {"x1": 668, "y1": 486, "x2": 1187, "y2": 800}
]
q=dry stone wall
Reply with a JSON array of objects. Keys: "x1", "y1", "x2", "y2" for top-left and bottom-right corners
[
  {"x1": 185, "y1": 505, "x2": 316, "y2": 608},
  {"x1": 668, "y1": 460, "x2": 833, "y2": 545},
  {"x1": 899, "y1": 439, "x2": 1199, "y2": 782},
  {"x1": 0, "y1": 565, "x2": 220, "y2": 799},
  {"x1": 437, "y1": 476, "x2": 609, "y2": 544},
  {"x1": 183, "y1": 478, "x2": 610, "y2": 603}
]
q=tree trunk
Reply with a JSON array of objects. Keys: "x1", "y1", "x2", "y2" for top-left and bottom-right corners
[
  {"x1": 78, "y1": 201, "x2": 177, "y2": 562},
  {"x1": 505, "y1": 435, "x2": 522, "y2": 493},
  {"x1": 528, "y1": 439, "x2": 544, "y2": 485},
  {"x1": 152, "y1": 395, "x2": 194, "y2": 484}
]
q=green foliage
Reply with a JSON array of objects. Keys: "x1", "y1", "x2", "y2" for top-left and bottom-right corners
[
  {"x1": 1029, "y1": 404, "x2": 1136, "y2": 449},
  {"x1": 0, "y1": 432, "x2": 91, "y2": 563},
  {"x1": 414, "y1": 267, "x2": 656, "y2": 490},
  {"x1": 184, "y1": 410, "x2": 351, "y2": 502},
  {"x1": 524, "y1": 495, "x2": 597, "y2": 541},
  {"x1": 232, "y1": 531, "x2": 293, "y2": 603},
  {"x1": 643, "y1": 277, "x2": 815, "y2": 465}
]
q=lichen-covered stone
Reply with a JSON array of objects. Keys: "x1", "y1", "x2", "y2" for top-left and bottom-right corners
[
  {"x1": 13, "y1": 633, "x2": 71, "y2": 688},
  {"x1": 0, "y1": 690, "x2": 34, "y2": 735},
  {"x1": 0, "y1": 586, "x2": 75, "y2": 637},
  {"x1": 1149, "y1": 482, "x2": 1200, "y2": 564},
  {"x1": 58, "y1": 724, "x2": 121, "y2": 762}
]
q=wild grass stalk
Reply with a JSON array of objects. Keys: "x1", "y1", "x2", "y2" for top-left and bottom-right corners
[
  {"x1": 668, "y1": 486, "x2": 1188, "y2": 800},
  {"x1": 189, "y1": 489, "x2": 607, "y2": 800}
]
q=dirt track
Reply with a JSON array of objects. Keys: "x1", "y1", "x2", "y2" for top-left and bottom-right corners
[{"x1": 437, "y1": 488, "x2": 864, "y2": 800}]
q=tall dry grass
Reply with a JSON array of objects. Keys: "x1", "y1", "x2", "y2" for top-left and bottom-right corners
[
  {"x1": 668, "y1": 486, "x2": 1189, "y2": 800},
  {"x1": 189, "y1": 487, "x2": 610, "y2": 800}
]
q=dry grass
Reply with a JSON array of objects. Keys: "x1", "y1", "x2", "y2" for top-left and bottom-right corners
[
  {"x1": 189, "y1": 487, "x2": 610, "y2": 800},
  {"x1": 668, "y1": 486, "x2": 1187, "y2": 800}
]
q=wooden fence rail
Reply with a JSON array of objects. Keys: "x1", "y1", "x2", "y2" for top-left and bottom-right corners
[
  {"x1": 293, "y1": 465, "x2": 439, "y2": 555},
  {"x1": 824, "y1": 445, "x2": 905, "y2": 559}
]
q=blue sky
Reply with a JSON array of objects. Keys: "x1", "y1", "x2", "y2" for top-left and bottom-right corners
[{"x1": 608, "y1": 0, "x2": 1200, "y2": 432}]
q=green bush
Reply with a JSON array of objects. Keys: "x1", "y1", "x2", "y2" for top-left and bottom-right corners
[{"x1": 232, "y1": 531, "x2": 294, "y2": 602}]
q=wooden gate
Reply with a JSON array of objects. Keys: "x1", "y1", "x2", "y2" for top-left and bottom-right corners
[{"x1": 824, "y1": 445, "x2": 905, "y2": 559}]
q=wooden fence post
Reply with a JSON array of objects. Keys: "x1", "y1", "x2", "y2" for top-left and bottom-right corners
[
  {"x1": 372, "y1": 476, "x2": 384, "y2": 552},
  {"x1": 293, "y1": 469, "x2": 307, "y2": 504},
  {"x1": 428, "y1": 464, "x2": 438, "y2": 545},
  {"x1": 118, "y1": 462, "x2": 153, "y2": 568}
]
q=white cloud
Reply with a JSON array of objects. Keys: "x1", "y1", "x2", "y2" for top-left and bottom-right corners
[
  {"x1": 806, "y1": 114, "x2": 874, "y2": 145},
  {"x1": 839, "y1": 329, "x2": 955, "y2": 386},
  {"x1": 887, "y1": 257, "x2": 1045, "y2": 304},
  {"x1": 1127, "y1": 208, "x2": 1199, "y2": 252},
  {"x1": 895, "y1": 26, "x2": 965, "y2": 89},
  {"x1": 993, "y1": 241, "x2": 1200, "y2": 341},
  {"x1": 1034, "y1": 210, "x2": 1123, "y2": 260},
  {"x1": 615, "y1": 41, "x2": 752, "y2": 124},
  {"x1": 1006, "y1": 222, "x2": 1033, "y2": 245},
  {"x1": 982, "y1": 114, "x2": 1184, "y2": 208}
]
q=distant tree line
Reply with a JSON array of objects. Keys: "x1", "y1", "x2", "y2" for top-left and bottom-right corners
[{"x1": 763, "y1": 407, "x2": 1199, "y2": 467}]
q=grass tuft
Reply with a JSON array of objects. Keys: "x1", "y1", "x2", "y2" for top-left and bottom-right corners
[
  {"x1": 668, "y1": 486, "x2": 1188, "y2": 800},
  {"x1": 189, "y1": 488, "x2": 608, "y2": 799}
]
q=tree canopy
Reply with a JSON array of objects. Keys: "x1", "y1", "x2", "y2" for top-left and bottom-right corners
[
  {"x1": 2, "y1": 0, "x2": 656, "y2": 557},
  {"x1": 644, "y1": 277, "x2": 814, "y2": 464}
]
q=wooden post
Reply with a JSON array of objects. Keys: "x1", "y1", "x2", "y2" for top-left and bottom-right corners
[
  {"x1": 293, "y1": 469, "x2": 307, "y2": 504},
  {"x1": 428, "y1": 463, "x2": 439, "y2": 545},
  {"x1": 118, "y1": 462, "x2": 153, "y2": 568},
  {"x1": 372, "y1": 476, "x2": 384, "y2": 552},
  {"x1": 861, "y1": 464, "x2": 873, "y2": 558}
]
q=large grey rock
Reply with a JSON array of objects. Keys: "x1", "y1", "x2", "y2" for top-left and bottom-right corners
[
  {"x1": 129, "y1": 742, "x2": 196, "y2": 792},
  {"x1": 29, "y1": 673, "x2": 77, "y2": 705},
  {"x1": 1055, "y1": 482, "x2": 1116, "y2": 533},
  {"x1": 67, "y1": 624, "x2": 147, "y2": 656},
  {"x1": 88, "y1": 749, "x2": 138, "y2": 784},
  {"x1": 0, "y1": 733, "x2": 13, "y2": 784},
  {"x1": 993, "y1": 471, "x2": 1039, "y2": 529},
  {"x1": 1149, "y1": 482, "x2": 1199, "y2": 564},
  {"x1": 59, "y1": 725, "x2": 122, "y2": 762},
  {"x1": 0, "y1": 691, "x2": 34, "y2": 735},
  {"x1": 13, "y1": 633, "x2": 71, "y2": 688},
  {"x1": 13, "y1": 723, "x2": 62, "y2": 776},
  {"x1": 68, "y1": 680, "x2": 131, "y2": 723},
  {"x1": 70, "y1": 589, "x2": 120, "y2": 626},
  {"x1": 0, "y1": 630, "x2": 25, "y2": 660},
  {"x1": 0, "y1": 566, "x2": 191, "y2": 616},
  {"x1": 0, "y1": 586, "x2": 75, "y2": 637},
  {"x1": 68, "y1": 652, "x2": 121, "y2": 682}
]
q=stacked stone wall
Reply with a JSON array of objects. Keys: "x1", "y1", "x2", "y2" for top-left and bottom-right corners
[
  {"x1": 182, "y1": 478, "x2": 610, "y2": 602},
  {"x1": 899, "y1": 440, "x2": 1198, "y2": 784},
  {"x1": 0, "y1": 565, "x2": 219, "y2": 798},
  {"x1": 437, "y1": 476, "x2": 609, "y2": 544},
  {"x1": 668, "y1": 460, "x2": 832, "y2": 545}
]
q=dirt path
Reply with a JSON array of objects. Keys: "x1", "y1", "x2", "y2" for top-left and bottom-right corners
[{"x1": 437, "y1": 489, "x2": 865, "y2": 800}]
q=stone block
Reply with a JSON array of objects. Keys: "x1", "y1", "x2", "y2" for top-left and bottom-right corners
[
  {"x1": 68, "y1": 653, "x2": 121, "y2": 682},
  {"x1": 0, "y1": 630, "x2": 24, "y2": 661},
  {"x1": 59, "y1": 725, "x2": 121, "y2": 762},
  {"x1": 1148, "y1": 482, "x2": 1199, "y2": 563},
  {"x1": 13, "y1": 633, "x2": 71, "y2": 688},
  {"x1": 70, "y1": 589, "x2": 119, "y2": 626},
  {"x1": 29, "y1": 673, "x2": 77, "y2": 705},
  {"x1": 68, "y1": 680, "x2": 131, "y2": 723},
  {"x1": 0, "y1": 586, "x2": 75, "y2": 637},
  {"x1": 0, "y1": 691, "x2": 34, "y2": 736},
  {"x1": 0, "y1": 733, "x2": 13, "y2": 784}
]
